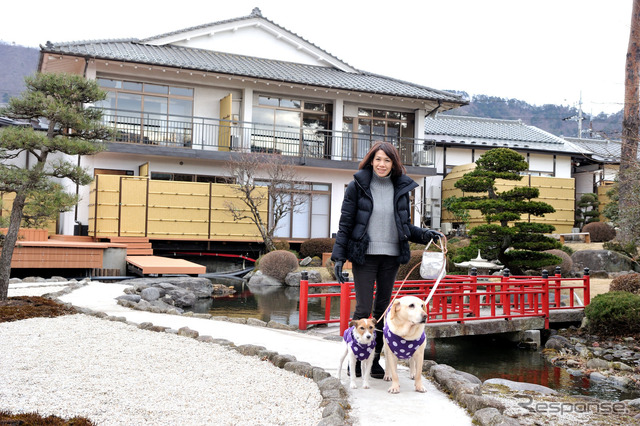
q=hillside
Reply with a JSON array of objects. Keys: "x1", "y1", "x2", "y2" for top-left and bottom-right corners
[
  {"x1": 0, "y1": 42, "x2": 39, "y2": 104},
  {"x1": 444, "y1": 92, "x2": 623, "y2": 140},
  {"x1": 0, "y1": 43, "x2": 624, "y2": 139}
]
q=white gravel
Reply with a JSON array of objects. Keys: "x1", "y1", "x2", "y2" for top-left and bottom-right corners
[{"x1": 0, "y1": 314, "x2": 323, "y2": 425}]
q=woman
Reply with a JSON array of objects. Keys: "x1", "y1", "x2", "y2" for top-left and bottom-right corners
[{"x1": 331, "y1": 141, "x2": 442, "y2": 379}]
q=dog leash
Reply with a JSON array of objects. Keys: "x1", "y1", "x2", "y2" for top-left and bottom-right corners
[{"x1": 376, "y1": 235, "x2": 448, "y2": 324}]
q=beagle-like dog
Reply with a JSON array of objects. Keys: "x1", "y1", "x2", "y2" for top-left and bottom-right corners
[{"x1": 338, "y1": 318, "x2": 377, "y2": 389}]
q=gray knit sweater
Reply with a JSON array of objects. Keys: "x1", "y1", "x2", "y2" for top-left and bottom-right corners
[{"x1": 366, "y1": 173, "x2": 400, "y2": 256}]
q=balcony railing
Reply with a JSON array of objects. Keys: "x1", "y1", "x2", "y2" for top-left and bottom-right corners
[{"x1": 98, "y1": 108, "x2": 436, "y2": 167}]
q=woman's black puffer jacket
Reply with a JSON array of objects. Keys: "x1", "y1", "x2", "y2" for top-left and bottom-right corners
[{"x1": 331, "y1": 166, "x2": 428, "y2": 265}]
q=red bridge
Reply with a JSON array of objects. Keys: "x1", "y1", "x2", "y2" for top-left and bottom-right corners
[{"x1": 298, "y1": 268, "x2": 591, "y2": 337}]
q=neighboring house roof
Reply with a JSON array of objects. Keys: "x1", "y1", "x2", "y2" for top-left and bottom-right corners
[
  {"x1": 0, "y1": 116, "x2": 30, "y2": 127},
  {"x1": 564, "y1": 137, "x2": 626, "y2": 163},
  {"x1": 425, "y1": 115, "x2": 587, "y2": 155},
  {"x1": 39, "y1": 9, "x2": 465, "y2": 106}
]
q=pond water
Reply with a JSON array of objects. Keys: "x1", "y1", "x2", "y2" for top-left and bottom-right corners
[{"x1": 188, "y1": 278, "x2": 640, "y2": 401}]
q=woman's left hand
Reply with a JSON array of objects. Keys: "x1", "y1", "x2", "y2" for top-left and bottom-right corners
[{"x1": 422, "y1": 229, "x2": 442, "y2": 242}]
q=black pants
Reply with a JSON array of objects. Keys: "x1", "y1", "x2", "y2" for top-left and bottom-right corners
[{"x1": 352, "y1": 254, "x2": 400, "y2": 353}]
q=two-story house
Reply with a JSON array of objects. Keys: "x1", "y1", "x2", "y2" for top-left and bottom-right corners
[
  {"x1": 422, "y1": 115, "x2": 587, "y2": 234},
  {"x1": 34, "y1": 7, "x2": 466, "y2": 256}
]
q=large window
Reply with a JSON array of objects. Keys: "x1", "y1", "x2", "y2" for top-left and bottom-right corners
[
  {"x1": 252, "y1": 96, "x2": 333, "y2": 158},
  {"x1": 96, "y1": 78, "x2": 194, "y2": 147},
  {"x1": 343, "y1": 108, "x2": 414, "y2": 161},
  {"x1": 259, "y1": 181, "x2": 331, "y2": 239},
  {"x1": 150, "y1": 172, "x2": 234, "y2": 184}
]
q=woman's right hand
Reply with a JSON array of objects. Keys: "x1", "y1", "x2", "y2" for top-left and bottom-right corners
[{"x1": 334, "y1": 260, "x2": 345, "y2": 284}]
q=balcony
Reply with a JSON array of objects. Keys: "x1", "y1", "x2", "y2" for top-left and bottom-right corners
[{"x1": 98, "y1": 108, "x2": 436, "y2": 167}]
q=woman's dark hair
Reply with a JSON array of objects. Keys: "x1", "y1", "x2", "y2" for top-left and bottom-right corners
[{"x1": 358, "y1": 141, "x2": 406, "y2": 178}]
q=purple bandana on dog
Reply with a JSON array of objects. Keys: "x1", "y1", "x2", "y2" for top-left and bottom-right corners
[
  {"x1": 343, "y1": 326, "x2": 376, "y2": 361},
  {"x1": 383, "y1": 321, "x2": 426, "y2": 360}
]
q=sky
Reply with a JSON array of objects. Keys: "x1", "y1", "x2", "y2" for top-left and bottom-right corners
[{"x1": 1, "y1": 0, "x2": 633, "y2": 115}]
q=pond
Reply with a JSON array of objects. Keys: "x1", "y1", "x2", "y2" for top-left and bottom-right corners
[{"x1": 188, "y1": 278, "x2": 640, "y2": 401}]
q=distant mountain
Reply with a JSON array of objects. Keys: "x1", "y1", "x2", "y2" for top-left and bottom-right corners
[
  {"x1": 0, "y1": 42, "x2": 39, "y2": 105},
  {"x1": 444, "y1": 92, "x2": 623, "y2": 140},
  {"x1": 0, "y1": 43, "x2": 624, "y2": 139}
]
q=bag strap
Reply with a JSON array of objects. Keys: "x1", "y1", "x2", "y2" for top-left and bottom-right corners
[{"x1": 376, "y1": 234, "x2": 448, "y2": 323}]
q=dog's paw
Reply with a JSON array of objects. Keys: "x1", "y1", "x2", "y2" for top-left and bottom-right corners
[
  {"x1": 350, "y1": 382, "x2": 358, "y2": 389},
  {"x1": 387, "y1": 385, "x2": 400, "y2": 394},
  {"x1": 383, "y1": 374, "x2": 392, "y2": 382},
  {"x1": 362, "y1": 382, "x2": 370, "y2": 389},
  {"x1": 415, "y1": 383, "x2": 427, "y2": 393}
]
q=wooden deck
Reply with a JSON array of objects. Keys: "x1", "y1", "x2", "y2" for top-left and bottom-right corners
[
  {"x1": 126, "y1": 255, "x2": 206, "y2": 276},
  {"x1": 2, "y1": 232, "x2": 205, "y2": 276},
  {"x1": 6, "y1": 239, "x2": 123, "y2": 269}
]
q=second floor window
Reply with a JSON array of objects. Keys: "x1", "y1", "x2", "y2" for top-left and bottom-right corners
[
  {"x1": 251, "y1": 96, "x2": 333, "y2": 158},
  {"x1": 96, "y1": 78, "x2": 194, "y2": 147}
]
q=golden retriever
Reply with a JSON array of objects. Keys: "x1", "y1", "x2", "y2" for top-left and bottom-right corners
[{"x1": 382, "y1": 296, "x2": 428, "y2": 393}]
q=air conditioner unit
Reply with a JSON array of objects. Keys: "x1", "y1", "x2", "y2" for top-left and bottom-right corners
[{"x1": 441, "y1": 222, "x2": 453, "y2": 235}]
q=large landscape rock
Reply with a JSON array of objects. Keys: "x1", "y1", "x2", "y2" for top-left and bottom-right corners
[{"x1": 571, "y1": 250, "x2": 639, "y2": 275}]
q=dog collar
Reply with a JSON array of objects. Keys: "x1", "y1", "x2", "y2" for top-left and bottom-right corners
[
  {"x1": 383, "y1": 321, "x2": 426, "y2": 360},
  {"x1": 343, "y1": 326, "x2": 376, "y2": 361}
]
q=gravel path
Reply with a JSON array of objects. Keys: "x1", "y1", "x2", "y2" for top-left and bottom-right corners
[{"x1": 0, "y1": 314, "x2": 323, "y2": 425}]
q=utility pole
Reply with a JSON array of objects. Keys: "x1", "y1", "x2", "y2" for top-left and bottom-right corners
[
  {"x1": 562, "y1": 92, "x2": 584, "y2": 138},
  {"x1": 577, "y1": 92, "x2": 583, "y2": 138}
]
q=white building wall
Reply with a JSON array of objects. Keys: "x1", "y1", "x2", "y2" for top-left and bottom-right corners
[
  {"x1": 554, "y1": 156, "x2": 572, "y2": 178},
  {"x1": 174, "y1": 27, "x2": 327, "y2": 67},
  {"x1": 528, "y1": 153, "x2": 552, "y2": 174}
]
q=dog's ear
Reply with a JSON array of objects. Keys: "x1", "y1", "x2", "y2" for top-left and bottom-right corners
[
  {"x1": 388, "y1": 300, "x2": 401, "y2": 321},
  {"x1": 349, "y1": 320, "x2": 356, "y2": 327},
  {"x1": 371, "y1": 317, "x2": 377, "y2": 326}
]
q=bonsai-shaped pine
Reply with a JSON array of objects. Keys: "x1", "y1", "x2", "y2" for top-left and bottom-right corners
[
  {"x1": 447, "y1": 148, "x2": 561, "y2": 274},
  {"x1": 0, "y1": 73, "x2": 111, "y2": 301},
  {"x1": 574, "y1": 193, "x2": 600, "y2": 230}
]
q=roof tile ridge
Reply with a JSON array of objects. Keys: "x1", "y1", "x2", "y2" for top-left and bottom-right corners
[{"x1": 44, "y1": 38, "x2": 140, "y2": 48}]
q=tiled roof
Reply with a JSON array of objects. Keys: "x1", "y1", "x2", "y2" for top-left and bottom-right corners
[
  {"x1": 140, "y1": 7, "x2": 355, "y2": 71},
  {"x1": 425, "y1": 115, "x2": 586, "y2": 154},
  {"x1": 41, "y1": 41, "x2": 464, "y2": 104},
  {"x1": 564, "y1": 137, "x2": 628, "y2": 162}
]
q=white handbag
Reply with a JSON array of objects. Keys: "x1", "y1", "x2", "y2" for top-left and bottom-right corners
[{"x1": 420, "y1": 239, "x2": 447, "y2": 280}]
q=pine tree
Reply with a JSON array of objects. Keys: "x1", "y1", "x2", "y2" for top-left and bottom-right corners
[
  {"x1": 0, "y1": 73, "x2": 110, "y2": 301},
  {"x1": 447, "y1": 148, "x2": 561, "y2": 274}
]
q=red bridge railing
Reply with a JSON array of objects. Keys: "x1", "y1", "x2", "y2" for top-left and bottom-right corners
[{"x1": 298, "y1": 267, "x2": 591, "y2": 335}]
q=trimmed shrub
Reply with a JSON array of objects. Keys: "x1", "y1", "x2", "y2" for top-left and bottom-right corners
[
  {"x1": 540, "y1": 249, "x2": 573, "y2": 277},
  {"x1": 258, "y1": 250, "x2": 299, "y2": 282},
  {"x1": 610, "y1": 273, "x2": 640, "y2": 295},
  {"x1": 559, "y1": 245, "x2": 575, "y2": 256},
  {"x1": 273, "y1": 240, "x2": 290, "y2": 251},
  {"x1": 300, "y1": 238, "x2": 336, "y2": 258},
  {"x1": 604, "y1": 240, "x2": 638, "y2": 259},
  {"x1": 585, "y1": 291, "x2": 640, "y2": 335},
  {"x1": 396, "y1": 250, "x2": 423, "y2": 281},
  {"x1": 582, "y1": 222, "x2": 616, "y2": 242}
]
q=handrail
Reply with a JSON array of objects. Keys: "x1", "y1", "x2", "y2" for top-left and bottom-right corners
[
  {"x1": 299, "y1": 268, "x2": 591, "y2": 335},
  {"x1": 96, "y1": 107, "x2": 436, "y2": 167}
]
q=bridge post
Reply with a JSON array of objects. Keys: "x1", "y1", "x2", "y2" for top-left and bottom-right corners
[
  {"x1": 470, "y1": 267, "x2": 479, "y2": 317},
  {"x1": 339, "y1": 276, "x2": 351, "y2": 335},
  {"x1": 299, "y1": 271, "x2": 309, "y2": 330},
  {"x1": 552, "y1": 266, "x2": 562, "y2": 309},
  {"x1": 583, "y1": 267, "x2": 591, "y2": 306},
  {"x1": 501, "y1": 268, "x2": 510, "y2": 316},
  {"x1": 541, "y1": 269, "x2": 550, "y2": 328}
]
